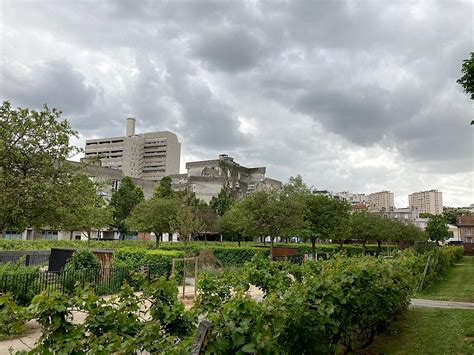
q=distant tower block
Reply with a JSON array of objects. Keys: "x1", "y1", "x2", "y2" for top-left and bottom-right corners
[{"x1": 126, "y1": 117, "x2": 136, "y2": 136}]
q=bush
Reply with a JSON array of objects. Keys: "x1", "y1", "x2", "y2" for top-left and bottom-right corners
[
  {"x1": 113, "y1": 248, "x2": 184, "y2": 279},
  {"x1": 0, "y1": 294, "x2": 29, "y2": 339},
  {"x1": 65, "y1": 249, "x2": 101, "y2": 271}
]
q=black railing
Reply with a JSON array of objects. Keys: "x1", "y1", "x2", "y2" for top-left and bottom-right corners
[
  {"x1": 0, "y1": 251, "x2": 50, "y2": 266},
  {"x1": 0, "y1": 265, "x2": 159, "y2": 306}
]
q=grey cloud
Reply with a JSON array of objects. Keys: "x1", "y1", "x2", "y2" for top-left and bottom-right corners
[
  {"x1": 0, "y1": 59, "x2": 97, "y2": 115},
  {"x1": 192, "y1": 28, "x2": 269, "y2": 72}
]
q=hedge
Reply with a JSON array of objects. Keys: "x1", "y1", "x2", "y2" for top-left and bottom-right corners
[{"x1": 112, "y1": 248, "x2": 184, "y2": 278}]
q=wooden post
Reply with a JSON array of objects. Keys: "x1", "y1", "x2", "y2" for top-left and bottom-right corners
[
  {"x1": 194, "y1": 257, "x2": 198, "y2": 298},
  {"x1": 171, "y1": 259, "x2": 175, "y2": 276},
  {"x1": 183, "y1": 259, "x2": 186, "y2": 299},
  {"x1": 190, "y1": 320, "x2": 213, "y2": 354},
  {"x1": 418, "y1": 254, "x2": 432, "y2": 291}
]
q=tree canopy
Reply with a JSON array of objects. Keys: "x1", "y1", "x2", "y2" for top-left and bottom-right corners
[
  {"x1": 456, "y1": 51, "x2": 474, "y2": 124},
  {"x1": 0, "y1": 101, "x2": 80, "y2": 233},
  {"x1": 426, "y1": 215, "x2": 450, "y2": 243},
  {"x1": 109, "y1": 177, "x2": 144, "y2": 238}
]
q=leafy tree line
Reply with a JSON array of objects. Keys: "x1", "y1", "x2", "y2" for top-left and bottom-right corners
[{"x1": 1, "y1": 100, "x2": 429, "y2": 252}]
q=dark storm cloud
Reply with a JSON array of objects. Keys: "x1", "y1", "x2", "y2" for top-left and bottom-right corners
[
  {"x1": 1, "y1": 0, "x2": 472, "y2": 205},
  {"x1": 192, "y1": 28, "x2": 269, "y2": 72},
  {"x1": 0, "y1": 59, "x2": 97, "y2": 114}
]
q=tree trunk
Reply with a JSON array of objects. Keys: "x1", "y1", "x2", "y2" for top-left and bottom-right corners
[
  {"x1": 238, "y1": 237, "x2": 241, "y2": 247},
  {"x1": 70, "y1": 231, "x2": 73, "y2": 241},
  {"x1": 376, "y1": 240, "x2": 381, "y2": 256},
  {"x1": 270, "y1": 236, "x2": 274, "y2": 260},
  {"x1": 362, "y1": 240, "x2": 367, "y2": 255},
  {"x1": 155, "y1": 232, "x2": 160, "y2": 248},
  {"x1": 339, "y1": 239, "x2": 343, "y2": 249},
  {"x1": 311, "y1": 239, "x2": 316, "y2": 261}
]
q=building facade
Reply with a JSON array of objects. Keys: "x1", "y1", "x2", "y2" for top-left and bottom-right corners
[
  {"x1": 84, "y1": 118, "x2": 181, "y2": 180},
  {"x1": 408, "y1": 190, "x2": 443, "y2": 215},
  {"x1": 456, "y1": 215, "x2": 474, "y2": 243},
  {"x1": 334, "y1": 191, "x2": 369, "y2": 204},
  {"x1": 368, "y1": 191, "x2": 395, "y2": 211},
  {"x1": 171, "y1": 154, "x2": 282, "y2": 204},
  {"x1": 371, "y1": 207, "x2": 419, "y2": 224}
]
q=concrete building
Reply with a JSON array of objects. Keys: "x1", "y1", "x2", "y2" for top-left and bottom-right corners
[
  {"x1": 84, "y1": 118, "x2": 181, "y2": 180},
  {"x1": 408, "y1": 190, "x2": 443, "y2": 215},
  {"x1": 170, "y1": 154, "x2": 282, "y2": 204},
  {"x1": 368, "y1": 191, "x2": 395, "y2": 211},
  {"x1": 334, "y1": 191, "x2": 369, "y2": 204},
  {"x1": 456, "y1": 215, "x2": 474, "y2": 243},
  {"x1": 371, "y1": 207, "x2": 419, "y2": 224}
]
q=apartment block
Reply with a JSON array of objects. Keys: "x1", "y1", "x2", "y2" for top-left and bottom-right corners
[
  {"x1": 408, "y1": 190, "x2": 443, "y2": 215},
  {"x1": 84, "y1": 118, "x2": 181, "y2": 180},
  {"x1": 368, "y1": 191, "x2": 395, "y2": 211},
  {"x1": 334, "y1": 191, "x2": 369, "y2": 204},
  {"x1": 171, "y1": 154, "x2": 282, "y2": 204}
]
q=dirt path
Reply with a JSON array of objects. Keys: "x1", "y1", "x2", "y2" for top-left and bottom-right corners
[{"x1": 411, "y1": 298, "x2": 474, "y2": 310}]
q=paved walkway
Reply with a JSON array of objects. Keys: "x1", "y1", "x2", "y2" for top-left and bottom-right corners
[{"x1": 411, "y1": 298, "x2": 474, "y2": 310}]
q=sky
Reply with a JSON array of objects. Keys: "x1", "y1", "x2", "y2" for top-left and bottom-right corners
[{"x1": 1, "y1": 0, "x2": 473, "y2": 207}]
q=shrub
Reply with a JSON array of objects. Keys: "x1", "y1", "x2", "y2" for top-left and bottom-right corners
[
  {"x1": 113, "y1": 248, "x2": 184, "y2": 279},
  {"x1": 0, "y1": 294, "x2": 29, "y2": 339},
  {"x1": 65, "y1": 249, "x2": 101, "y2": 271}
]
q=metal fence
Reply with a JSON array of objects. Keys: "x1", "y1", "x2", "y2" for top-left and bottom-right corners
[
  {"x1": 0, "y1": 266, "x2": 157, "y2": 305},
  {"x1": 0, "y1": 250, "x2": 50, "y2": 266}
]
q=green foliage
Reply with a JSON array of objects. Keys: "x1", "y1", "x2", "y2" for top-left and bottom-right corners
[
  {"x1": 65, "y1": 249, "x2": 101, "y2": 271},
  {"x1": 426, "y1": 214, "x2": 450, "y2": 242},
  {"x1": 113, "y1": 248, "x2": 184, "y2": 278},
  {"x1": 153, "y1": 176, "x2": 175, "y2": 199},
  {"x1": 0, "y1": 294, "x2": 29, "y2": 339},
  {"x1": 457, "y1": 51, "x2": 474, "y2": 101},
  {"x1": 442, "y1": 208, "x2": 471, "y2": 225},
  {"x1": 109, "y1": 177, "x2": 145, "y2": 237},
  {"x1": 125, "y1": 196, "x2": 180, "y2": 245},
  {"x1": 173, "y1": 205, "x2": 203, "y2": 242},
  {"x1": 0, "y1": 100, "x2": 80, "y2": 232},
  {"x1": 29, "y1": 279, "x2": 190, "y2": 354},
  {"x1": 57, "y1": 173, "x2": 113, "y2": 242},
  {"x1": 209, "y1": 188, "x2": 234, "y2": 216},
  {"x1": 305, "y1": 193, "x2": 351, "y2": 245}
]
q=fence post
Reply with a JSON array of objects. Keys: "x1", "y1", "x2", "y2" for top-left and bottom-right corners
[
  {"x1": 418, "y1": 254, "x2": 432, "y2": 291},
  {"x1": 183, "y1": 259, "x2": 186, "y2": 300},
  {"x1": 194, "y1": 257, "x2": 198, "y2": 298}
]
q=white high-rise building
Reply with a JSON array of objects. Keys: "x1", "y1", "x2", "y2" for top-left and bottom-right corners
[
  {"x1": 408, "y1": 190, "x2": 443, "y2": 215},
  {"x1": 84, "y1": 118, "x2": 181, "y2": 180}
]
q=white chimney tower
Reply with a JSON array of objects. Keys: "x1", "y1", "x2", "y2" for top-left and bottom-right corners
[{"x1": 126, "y1": 117, "x2": 136, "y2": 136}]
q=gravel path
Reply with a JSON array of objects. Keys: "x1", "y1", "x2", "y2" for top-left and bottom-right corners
[{"x1": 411, "y1": 298, "x2": 474, "y2": 310}]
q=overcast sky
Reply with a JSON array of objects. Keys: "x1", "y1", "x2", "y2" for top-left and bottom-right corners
[{"x1": 1, "y1": 1, "x2": 473, "y2": 207}]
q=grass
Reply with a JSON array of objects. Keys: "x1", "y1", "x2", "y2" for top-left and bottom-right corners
[
  {"x1": 417, "y1": 256, "x2": 474, "y2": 302},
  {"x1": 365, "y1": 308, "x2": 474, "y2": 354}
]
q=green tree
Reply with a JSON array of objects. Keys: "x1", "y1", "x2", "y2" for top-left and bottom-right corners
[
  {"x1": 57, "y1": 174, "x2": 112, "y2": 244},
  {"x1": 210, "y1": 188, "x2": 234, "y2": 217},
  {"x1": 173, "y1": 205, "x2": 202, "y2": 243},
  {"x1": 218, "y1": 202, "x2": 248, "y2": 246},
  {"x1": 442, "y1": 208, "x2": 471, "y2": 225},
  {"x1": 0, "y1": 101, "x2": 80, "y2": 234},
  {"x1": 426, "y1": 215, "x2": 450, "y2": 243},
  {"x1": 109, "y1": 177, "x2": 144, "y2": 239},
  {"x1": 125, "y1": 197, "x2": 180, "y2": 247},
  {"x1": 456, "y1": 52, "x2": 474, "y2": 124},
  {"x1": 305, "y1": 194, "x2": 351, "y2": 259},
  {"x1": 195, "y1": 205, "x2": 219, "y2": 241},
  {"x1": 154, "y1": 176, "x2": 175, "y2": 199},
  {"x1": 240, "y1": 190, "x2": 305, "y2": 259}
]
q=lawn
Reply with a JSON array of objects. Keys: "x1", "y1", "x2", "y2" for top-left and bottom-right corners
[
  {"x1": 417, "y1": 256, "x2": 474, "y2": 302},
  {"x1": 365, "y1": 308, "x2": 474, "y2": 354}
]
